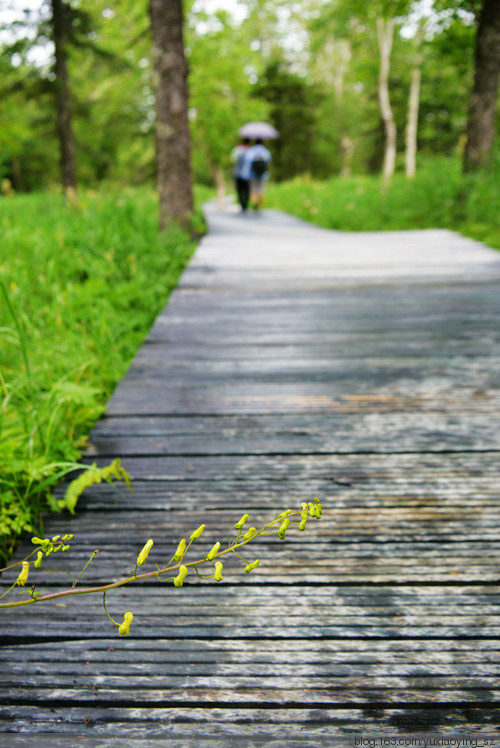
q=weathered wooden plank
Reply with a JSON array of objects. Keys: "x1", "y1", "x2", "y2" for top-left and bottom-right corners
[
  {"x1": 3, "y1": 635, "x2": 500, "y2": 652},
  {"x1": 4, "y1": 602, "x2": 500, "y2": 630},
  {"x1": 75, "y1": 451, "x2": 500, "y2": 482},
  {"x1": 3, "y1": 588, "x2": 500, "y2": 619},
  {"x1": 132, "y1": 337, "x2": 497, "y2": 358},
  {"x1": 177, "y1": 266, "x2": 500, "y2": 290},
  {"x1": 40, "y1": 502, "x2": 500, "y2": 526},
  {"x1": 145, "y1": 318, "x2": 500, "y2": 340},
  {"x1": 105, "y1": 386, "x2": 500, "y2": 416},
  {"x1": 2, "y1": 584, "x2": 500, "y2": 640},
  {"x1": 114, "y1": 362, "x2": 500, "y2": 396},
  {"x1": 164, "y1": 278, "x2": 500, "y2": 307},
  {"x1": 4, "y1": 659, "x2": 500, "y2": 682},
  {"x1": 4, "y1": 518, "x2": 499, "y2": 583},
  {"x1": 5, "y1": 658, "x2": 500, "y2": 676},
  {"x1": 87, "y1": 412, "x2": 500, "y2": 455},
  {"x1": 2, "y1": 705, "x2": 499, "y2": 736},
  {"x1": 8, "y1": 530, "x2": 499, "y2": 561},
  {"x1": 2, "y1": 684, "x2": 500, "y2": 706},
  {"x1": 4, "y1": 640, "x2": 500, "y2": 667},
  {"x1": 67, "y1": 479, "x2": 500, "y2": 512}
]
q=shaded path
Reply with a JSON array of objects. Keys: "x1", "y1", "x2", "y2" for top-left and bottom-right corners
[{"x1": 2, "y1": 204, "x2": 500, "y2": 740}]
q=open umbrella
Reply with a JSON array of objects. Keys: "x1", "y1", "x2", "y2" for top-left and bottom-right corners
[{"x1": 238, "y1": 121, "x2": 279, "y2": 139}]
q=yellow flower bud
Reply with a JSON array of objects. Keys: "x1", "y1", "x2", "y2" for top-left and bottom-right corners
[
  {"x1": 234, "y1": 514, "x2": 249, "y2": 530},
  {"x1": 301, "y1": 502, "x2": 308, "y2": 512},
  {"x1": 242, "y1": 527, "x2": 256, "y2": 542},
  {"x1": 174, "y1": 565, "x2": 188, "y2": 588},
  {"x1": 62, "y1": 534, "x2": 74, "y2": 541},
  {"x1": 206, "y1": 541, "x2": 221, "y2": 561},
  {"x1": 244, "y1": 559, "x2": 260, "y2": 573},
  {"x1": 190, "y1": 524, "x2": 206, "y2": 542},
  {"x1": 299, "y1": 512, "x2": 308, "y2": 531},
  {"x1": 51, "y1": 535, "x2": 61, "y2": 542},
  {"x1": 34, "y1": 551, "x2": 43, "y2": 568},
  {"x1": 31, "y1": 537, "x2": 44, "y2": 545},
  {"x1": 137, "y1": 539, "x2": 154, "y2": 567},
  {"x1": 278, "y1": 518, "x2": 290, "y2": 539},
  {"x1": 173, "y1": 538, "x2": 186, "y2": 562},
  {"x1": 214, "y1": 561, "x2": 223, "y2": 582},
  {"x1": 16, "y1": 561, "x2": 29, "y2": 586},
  {"x1": 277, "y1": 510, "x2": 292, "y2": 519},
  {"x1": 118, "y1": 611, "x2": 134, "y2": 636}
]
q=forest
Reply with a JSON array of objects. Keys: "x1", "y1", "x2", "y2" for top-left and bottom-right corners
[
  {"x1": 1, "y1": 0, "x2": 500, "y2": 561},
  {"x1": 1, "y1": 0, "x2": 499, "y2": 197}
]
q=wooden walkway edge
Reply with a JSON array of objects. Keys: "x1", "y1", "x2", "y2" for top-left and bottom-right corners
[{"x1": 2, "y1": 203, "x2": 500, "y2": 741}]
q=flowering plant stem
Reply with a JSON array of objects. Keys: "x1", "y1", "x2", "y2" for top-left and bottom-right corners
[{"x1": 0, "y1": 500, "x2": 322, "y2": 634}]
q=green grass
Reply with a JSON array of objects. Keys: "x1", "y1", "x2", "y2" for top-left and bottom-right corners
[
  {"x1": 266, "y1": 155, "x2": 500, "y2": 251},
  {"x1": 0, "y1": 186, "x2": 201, "y2": 561}
]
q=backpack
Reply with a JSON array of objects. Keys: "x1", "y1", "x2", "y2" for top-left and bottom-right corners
[{"x1": 251, "y1": 156, "x2": 267, "y2": 178}]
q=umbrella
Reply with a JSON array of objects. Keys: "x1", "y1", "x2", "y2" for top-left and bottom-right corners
[{"x1": 238, "y1": 121, "x2": 279, "y2": 139}]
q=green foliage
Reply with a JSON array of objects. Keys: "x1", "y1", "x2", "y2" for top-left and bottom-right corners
[
  {"x1": 66, "y1": 0, "x2": 155, "y2": 186},
  {"x1": 266, "y1": 155, "x2": 500, "y2": 248},
  {"x1": 417, "y1": 16, "x2": 475, "y2": 156},
  {"x1": 254, "y1": 61, "x2": 323, "y2": 181},
  {"x1": 61, "y1": 458, "x2": 132, "y2": 514},
  {"x1": 0, "y1": 0, "x2": 155, "y2": 189},
  {"x1": 0, "y1": 0, "x2": 482, "y2": 191},
  {"x1": 0, "y1": 188, "x2": 198, "y2": 562},
  {"x1": 187, "y1": 8, "x2": 269, "y2": 184},
  {"x1": 0, "y1": 46, "x2": 57, "y2": 190}
]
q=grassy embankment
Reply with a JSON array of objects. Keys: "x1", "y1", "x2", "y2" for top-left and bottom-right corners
[
  {"x1": 266, "y1": 156, "x2": 500, "y2": 251},
  {"x1": 0, "y1": 187, "x2": 206, "y2": 562}
]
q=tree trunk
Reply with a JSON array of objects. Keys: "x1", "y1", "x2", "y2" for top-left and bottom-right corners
[
  {"x1": 214, "y1": 167, "x2": 226, "y2": 211},
  {"x1": 149, "y1": 0, "x2": 194, "y2": 231},
  {"x1": 340, "y1": 136, "x2": 355, "y2": 178},
  {"x1": 50, "y1": 0, "x2": 77, "y2": 203},
  {"x1": 405, "y1": 38, "x2": 423, "y2": 179},
  {"x1": 11, "y1": 157, "x2": 24, "y2": 192},
  {"x1": 464, "y1": 0, "x2": 500, "y2": 172},
  {"x1": 376, "y1": 17, "x2": 397, "y2": 182},
  {"x1": 333, "y1": 40, "x2": 353, "y2": 178}
]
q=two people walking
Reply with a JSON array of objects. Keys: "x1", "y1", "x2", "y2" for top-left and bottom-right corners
[{"x1": 232, "y1": 137, "x2": 271, "y2": 213}]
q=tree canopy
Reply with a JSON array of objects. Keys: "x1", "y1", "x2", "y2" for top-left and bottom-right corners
[{"x1": 0, "y1": 0, "x2": 498, "y2": 195}]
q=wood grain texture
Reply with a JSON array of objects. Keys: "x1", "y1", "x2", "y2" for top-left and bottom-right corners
[{"x1": 2, "y1": 204, "x2": 500, "y2": 738}]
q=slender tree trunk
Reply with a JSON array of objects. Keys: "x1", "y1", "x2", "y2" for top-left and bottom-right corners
[
  {"x1": 214, "y1": 166, "x2": 226, "y2": 211},
  {"x1": 340, "y1": 136, "x2": 354, "y2": 178},
  {"x1": 11, "y1": 157, "x2": 24, "y2": 192},
  {"x1": 50, "y1": 0, "x2": 77, "y2": 202},
  {"x1": 464, "y1": 0, "x2": 500, "y2": 172},
  {"x1": 333, "y1": 40, "x2": 353, "y2": 178},
  {"x1": 376, "y1": 17, "x2": 397, "y2": 182},
  {"x1": 149, "y1": 0, "x2": 193, "y2": 231},
  {"x1": 405, "y1": 41, "x2": 423, "y2": 179}
]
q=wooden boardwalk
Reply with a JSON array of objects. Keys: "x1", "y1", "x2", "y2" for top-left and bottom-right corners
[{"x1": 2, "y1": 204, "x2": 500, "y2": 742}]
